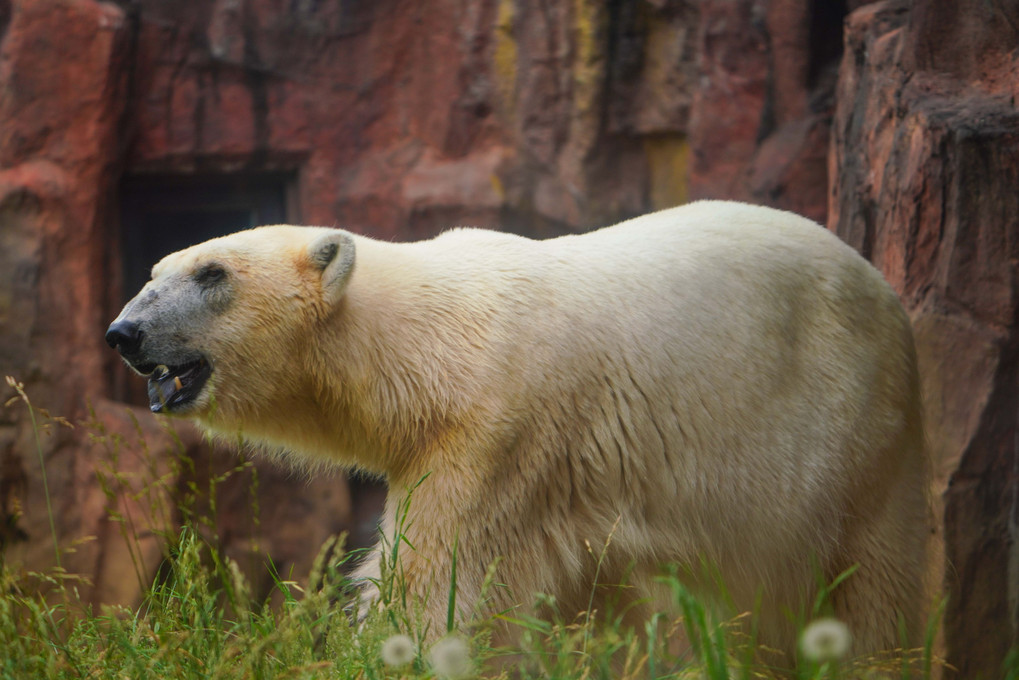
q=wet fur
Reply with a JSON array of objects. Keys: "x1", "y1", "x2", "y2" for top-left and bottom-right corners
[{"x1": 112, "y1": 201, "x2": 930, "y2": 660}]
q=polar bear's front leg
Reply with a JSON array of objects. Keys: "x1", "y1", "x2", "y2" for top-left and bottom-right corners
[{"x1": 347, "y1": 548, "x2": 383, "y2": 624}]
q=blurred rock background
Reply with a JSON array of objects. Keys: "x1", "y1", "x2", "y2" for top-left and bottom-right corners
[{"x1": 0, "y1": 0, "x2": 1015, "y2": 674}]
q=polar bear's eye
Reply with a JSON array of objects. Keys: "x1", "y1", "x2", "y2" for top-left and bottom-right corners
[{"x1": 195, "y1": 264, "x2": 227, "y2": 287}]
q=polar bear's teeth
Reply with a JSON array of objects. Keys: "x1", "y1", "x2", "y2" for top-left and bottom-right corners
[{"x1": 154, "y1": 365, "x2": 170, "y2": 380}]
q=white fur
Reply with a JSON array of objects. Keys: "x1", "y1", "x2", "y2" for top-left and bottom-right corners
[{"x1": 142, "y1": 201, "x2": 929, "y2": 659}]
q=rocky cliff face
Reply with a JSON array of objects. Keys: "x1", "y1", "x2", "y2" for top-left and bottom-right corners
[
  {"x1": 831, "y1": 2, "x2": 1019, "y2": 674},
  {"x1": 0, "y1": 0, "x2": 133, "y2": 591},
  {"x1": 0, "y1": 0, "x2": 1015, "y2": 673}
]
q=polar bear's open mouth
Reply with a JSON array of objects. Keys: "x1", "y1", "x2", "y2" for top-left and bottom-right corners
[{"x1": 146, "y1": 358, "x2": 212, "y2": 413}]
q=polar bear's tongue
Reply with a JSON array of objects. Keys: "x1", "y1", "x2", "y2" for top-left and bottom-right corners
[
  {"x1": 147, "y1": 360, "x2": 210, "y2": 413},
  {"x1": 148, "y1": 366, "x2": 178, "y2": 410}
]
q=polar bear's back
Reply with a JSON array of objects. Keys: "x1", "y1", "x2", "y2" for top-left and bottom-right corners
[
  {"x1": 425, "y1": 201, "x2": 923, "y2": 622},
  {"x1": 430, "y1": 200, "x2": 895, "y2": 330},
  {"x1": 546, "y1": 200, "x2": 887, "y2": 308}
]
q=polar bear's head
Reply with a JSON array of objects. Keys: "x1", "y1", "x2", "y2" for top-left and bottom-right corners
[{"x1": 106, "y1": 226, "x2": 355, "y2": 421}]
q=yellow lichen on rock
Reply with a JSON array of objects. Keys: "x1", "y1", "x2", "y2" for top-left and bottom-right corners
[
  {"x1": 492, "y1": 0, "x2": 518, "y2": 118},
  {"x1": 644, "y1": 134, "x2": 690, "y2": 210}
]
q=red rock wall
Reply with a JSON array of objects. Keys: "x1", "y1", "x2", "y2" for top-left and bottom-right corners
[
  {"x1": 126, "y1": 0, "x2": 697, "y2": 237},
  {"x1": 0, "y1": 0, "x2": 1016, "y2": 672},
  {"x1": 0, "y1": 0, "x2": 136, "y2": 596},
  {"x1": 831, "y1": 2, "x2": 1019, "y2": 674},
  {"x1": 688, "y1": 0, "x2": 850, "y2": 223}
]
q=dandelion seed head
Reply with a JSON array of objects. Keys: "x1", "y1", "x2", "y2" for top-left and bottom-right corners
[
  {"x1": 429, "y1": 636, "x2": 472, "y2": 679},
  {"x1": 799, "y1": 617, "x2": 852, "y2": 662},
  {"x1": 380, "y1": 634, "x2": 416, "y2": 668}
]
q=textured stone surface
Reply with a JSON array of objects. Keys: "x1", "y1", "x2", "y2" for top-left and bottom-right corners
[
  {"x1": 79, "y1": 399, "x2": 197, "y2": 606},
  {"x1": 831, "y1": 1, "x2": 1019, "y2": 674},
  {"x1": 125, "y1": 0, "x2": 702, "y2": 236},
  {"x1": 0, "y1": 0, "x2": 362, "y2": 607},
  {"x1": 0, "y1": 0, "x2": 132, "y2": 582},
  {"x1": 688, "y1": 0, "x2": 843, "y2": 223}
]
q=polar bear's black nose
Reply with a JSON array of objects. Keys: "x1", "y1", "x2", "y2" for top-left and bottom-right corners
[{"x1": 105, "y1": 319, "x2": 143, "y2": 355}]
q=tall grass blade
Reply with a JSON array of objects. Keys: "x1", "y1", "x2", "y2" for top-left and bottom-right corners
[{"x1": 447, "y1": 532, "x2": 458, "y2": 634}]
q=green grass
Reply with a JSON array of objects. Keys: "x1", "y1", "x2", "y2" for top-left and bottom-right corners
[{"x1": 0, "y1": 378, "x2": 975, "y2": 679}]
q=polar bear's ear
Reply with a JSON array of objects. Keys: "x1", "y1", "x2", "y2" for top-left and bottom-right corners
[{"x1": 308, "y1": 230, "x2": 356, "y2": 306}]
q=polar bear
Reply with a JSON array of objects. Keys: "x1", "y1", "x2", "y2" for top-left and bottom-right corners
[{"x1": 107, "y1": 201, "x2": 929, "y2": 660}]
